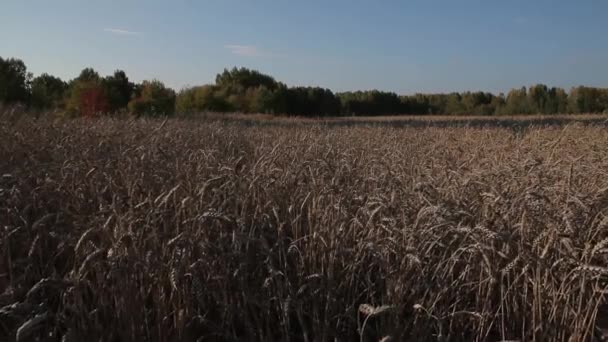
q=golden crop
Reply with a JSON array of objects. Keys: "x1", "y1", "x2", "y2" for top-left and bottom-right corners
[{"x1": 2, "y1": 116, "x2": 608, "y2": 341}]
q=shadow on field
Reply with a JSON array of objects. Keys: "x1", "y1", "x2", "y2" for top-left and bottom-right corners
[
  {"x1": 328, "y1": 117, "x2": 608, "y2": 129},
  {"x1": 228, "y1": 115, "x2": 608, "y2": 130}
]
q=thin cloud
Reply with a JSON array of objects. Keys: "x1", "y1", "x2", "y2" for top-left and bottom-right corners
[
  {"x1": 224, "y1": 44, "x2": 285, "y2": 58},
  {"x1": 225, "y1": 45, "x2": 261, "y2": 57},
  {"x1": 514, "y1": 16, "x2": 527, "y2": 25},
  {"x1": 104, "y1": 28, "x2": 142, "y2": 36}
]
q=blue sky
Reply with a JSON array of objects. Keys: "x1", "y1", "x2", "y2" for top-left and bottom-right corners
[{"x1": 1, "y1": 0, "x2": 607, "y2": 94}]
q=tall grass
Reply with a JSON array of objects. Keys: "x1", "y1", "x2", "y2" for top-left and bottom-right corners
[{"x1": 2, "y1": 116, "x2": 608, "y2": 341}]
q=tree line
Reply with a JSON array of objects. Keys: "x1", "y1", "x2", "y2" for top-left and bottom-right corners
[{"x1": 2, "y1": 56, "x2": 608, "y2": 117}]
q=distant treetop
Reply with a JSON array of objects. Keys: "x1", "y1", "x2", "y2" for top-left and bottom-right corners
[{"x1": 2, "y1": 56, "x2": 608, "y2": 117}]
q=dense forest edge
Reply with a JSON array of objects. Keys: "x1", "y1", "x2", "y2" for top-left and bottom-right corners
[{"x1": 2, "y1": 56, "x2": 608, "y2": 117}]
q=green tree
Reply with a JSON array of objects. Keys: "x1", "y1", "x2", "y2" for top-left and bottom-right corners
[
  {"x1": 215, "y1": 67, "x2": 278, "y2": 91},
  {"x1": 0, "y1": 57, "x2": 31, "y2": 104},
  {"x1": 554, "y1": 88, "x2": 569, "y2": 113},
  {"x1": 504, "y1": 87, "x2": 532, "y2": 115},
  {"x1": 247, "y1": 86, "x2": 275, "y2": 113},
  {"x1": 128, "y1": 80, "x2": 176, "y2": 116},
  {"x1": 568, "y1": 86, "x2": 607, "y2": 113},
  {"x1": 539, "y1": 87, "x2": 568, "y2": 114},
  {"x1": 76, "y1": 68, "x2": 101, "y2": 83},
  {"x1": 210, "y1": 67, "x2": 281, "y2": 113},
  {"x1": 338, "y1": 90, "x2": 403, "y2": 116},
  {"x1": 65, "y1": 68, "x2": 108, "y2": 117},
  {"x1": 103, "y1": 70, "x2": 134, "y2": 112},
  {"x1": 460, "y1": 92, "x2": 495, "y2": 115},
  {"x1": 175, "y1": 87, "x2": 196, "y2": 113},
  {"x1": 445, "y1": 93, "x2": 464, "y2": 114},
  {"x1": 196, "y1": 85, "x2": 231, "y2": 112},
  {"x1": 31, "y1": 73, "x2": 67, "y2": 109},
  {"x1": 490, "y1": 93, "x2": 506, "y2": 114},
  {"x1": 176, "y1": 85, "x2": 233, "y2": 114},
  {"x1": 528, "y1": 84, "x2": 549, "y2": 114}
]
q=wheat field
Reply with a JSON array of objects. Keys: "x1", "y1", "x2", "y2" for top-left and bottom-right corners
[{"x1": 2, "y1": 116, "x2": 608, "y2": 341}]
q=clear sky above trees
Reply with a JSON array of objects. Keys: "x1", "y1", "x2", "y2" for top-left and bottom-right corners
[{"x1": 2, "y1": 0, "x2": 607, "y2": 94}]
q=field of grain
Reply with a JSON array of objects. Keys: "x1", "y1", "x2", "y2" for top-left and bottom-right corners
[{"x1": 2, "y1": 116, "x2": 608, "y2": 341}]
